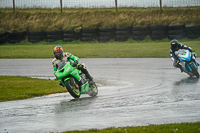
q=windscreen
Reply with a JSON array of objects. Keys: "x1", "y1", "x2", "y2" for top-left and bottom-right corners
[
  {"x1": 175, "y1": 49, "x2": 188, "y2": 56},
  {"x1": 57, "y1": 60, "x2": 66, "y2": 70}
]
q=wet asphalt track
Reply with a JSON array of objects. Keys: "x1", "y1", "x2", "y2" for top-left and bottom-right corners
[{"x1": 0, "y1": 58, "x2": 200, "y2": 133}]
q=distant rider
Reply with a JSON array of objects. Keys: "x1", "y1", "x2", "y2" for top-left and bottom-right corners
[
  {"x1": 170, "y1": 39, "x2": 198, "y2": 72},
  {"x1": 52, "y1": 46, "x2": 94, "y2": 87}
]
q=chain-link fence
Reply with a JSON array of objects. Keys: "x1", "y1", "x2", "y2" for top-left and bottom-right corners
[{"x1": 1, "y1": 0, "x2": 200, "y2": 9}]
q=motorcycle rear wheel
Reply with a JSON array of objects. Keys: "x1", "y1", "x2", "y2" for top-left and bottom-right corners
[
  {"x1": 189, "y1": 63, "x2": 199, "y2": 78},
  {"x1": 65, "y1": 78, "x2": 81, "y2": 98}
]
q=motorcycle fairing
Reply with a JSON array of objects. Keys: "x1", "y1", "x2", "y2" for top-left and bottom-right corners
[{"x1": 179, "y1": 50, "x2": 191, "y2": 62}]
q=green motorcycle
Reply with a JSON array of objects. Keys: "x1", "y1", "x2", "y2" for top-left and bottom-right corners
[{"x1": 55, "y1": 61, "x2": 98, "y2": 98}]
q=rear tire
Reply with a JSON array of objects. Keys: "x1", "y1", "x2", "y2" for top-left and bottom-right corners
[
  {"x1": 189, "y1": 63, "x2": 199, "y2": 78},
  {"x1": 65, "y1": 78, "x2": 81, "y2": 98}
]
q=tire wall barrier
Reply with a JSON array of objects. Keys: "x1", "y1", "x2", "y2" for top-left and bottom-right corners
[
  {"x1": 0, "y1": 31, "x2": 27, "y2": 44},
  {"x1": 185, "y1": 25, "x2": 200, "y2": 39},
  {"x1": 98, "y1": 28, "x2": 115, "y2": 42},
  {"x1": 0, "y1": 32, "x2": 8, "y2": 44},
  {"x1": 168, "y1": 25, "x2": 185, "y2": 40},
  {"x1": 132, "y1": 26, "x2": 149, "y2": 40},
  {"x1": 28, "y1": 31, "x2": 45, "y2": 43},
  {"x1": 115, "y1": 27, "x2": 132, "y2": 42},
  {"x1": 81, "y1": 28, "x2": 98, "y2": 42},
  {"x1": 46, "y1": 30, "x2": 63, "y2": 42},
  {"x1": 63, "y1": 30, "x2": 80, "y2": 42},
  {"x1": 9, "y1": 31, "x2": 27, "y2": 43},
  {"x1": 1, "y1": 25, "x2": 200, "y2": 44},
  {"x1": 150, "y1": 26, "x2": 168, "y2": 40}
]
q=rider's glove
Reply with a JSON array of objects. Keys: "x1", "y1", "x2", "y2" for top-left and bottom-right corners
[
  {"x1": 194, "y1": 53, "x2": 197, "y2": 58},
  {"x1": 192, "y1": 52, "x2": 197, "y2": 58},
  {"x1": 77, "y1": 64, "x2": 82, "y2": 69},
  {"x1": 72, "y1": 60, "x2": 78, "y2": 67}
]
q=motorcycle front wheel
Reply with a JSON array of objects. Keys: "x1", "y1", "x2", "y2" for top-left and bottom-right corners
[
  {"x1": 189, "y1": 63, "x2": 199, "y2": 78},
  {"x1": 65, "y1": 77, "x2": 81, "y2": 98}
]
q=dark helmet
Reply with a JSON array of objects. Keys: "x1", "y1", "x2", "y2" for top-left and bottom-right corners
[
  {"x1": 171, "y1": 39, "x2": 179, "y2": 50},
  {"x1": 53, "y1": 46, "x2": 63, "y2": 59}
]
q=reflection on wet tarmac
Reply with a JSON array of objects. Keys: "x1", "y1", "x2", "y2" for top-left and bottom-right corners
[
  {"x1": 55, "y1": 97, "x2": 98, "y2": 114},
  {"x1": 174, "y1": 77, "x2": 199, "y2": 85}
]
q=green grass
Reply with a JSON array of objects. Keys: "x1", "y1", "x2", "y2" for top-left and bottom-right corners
[
  {"x1": 61, "y1": 122, "x2": 200, "y2": 133},
  {"x1": 0, "y1": 7, "x2": 200, "y2": 32},
  {"x1": 0, "y1": 76, "x2": 66, "y2": 102},
  {"x1": 0, "y1": 38, "x2": 200, "y2": 58}
]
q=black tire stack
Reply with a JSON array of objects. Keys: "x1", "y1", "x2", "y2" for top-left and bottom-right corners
[
  {"x1": 8, "y1": 31, "x2": 26, "y2": 43},
  {"x1": 46, "y1": 30, "x2": 63, "y2": 42},
  {"x1": 81, "y1": 28, "x2": 98, "y2": 42},
  {"x1": 98, "y1": 28, "x2": 115, "y2": 42},
  {"x1": 115, "y1": 27, "x2": 132, "y2": 42},
  {"x1": 185, "y1": 25, "x2": 200, "y2": 39},
  {"x1": 63, "y1": 29, "x2": 80, "y2": 42},
  {"x1": 0, "y1": 32, "x2": 8, "y2": 44},
  {"x1": 132, "y1": 27, "x2": 149, "y2": 41},
  {"x1": 150, "y1": 26, "x2": 168, "y2": 40},
  {"x1": 1, "y1": 24, "x2": 200, "y2": 45},
  {"x1": 28, "y1": 31, "x2": 45, "y2": 43},
  {"x1": 168, "y1": 25, "x2": 185, "y2": 40}
]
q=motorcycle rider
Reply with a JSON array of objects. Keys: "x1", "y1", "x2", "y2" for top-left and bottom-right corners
[
  {"x1": 52, "y1": 46, "x2": 94, "y2": 87},
  {"x1": 170, "y1": 39, "x2": 199, "y2": 72}
]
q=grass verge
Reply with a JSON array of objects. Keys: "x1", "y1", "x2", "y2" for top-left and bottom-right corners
[
  {"x1": 0, "y1": 76, "x2": 65, "y2": 102},
  {"x1": 60, "y1": 122, "x2": 200, "y2": 133},
  {"x1": 0, "y1": 38, "x2": 200, "y2": 59},
  {"x1": 61, "y1": 122, "x2": 200, "y2": 133}
]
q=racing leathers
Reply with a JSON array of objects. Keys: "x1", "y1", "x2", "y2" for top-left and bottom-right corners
[
  {"x1": 170, "y1": 43, "x2": 196, "y2": 71},
  {"x1": 52, "y1": 52, "x2": 94, "y2": 86}
]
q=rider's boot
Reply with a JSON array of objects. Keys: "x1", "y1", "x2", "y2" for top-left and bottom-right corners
[
  {"x1": 78, "y1": 78, "x2": 86, "y2": 87},
  {"x1": 78, "y1": 78, "x2": 88, "y2": 93},
  {"x1": 177, "y1": 64, "x2": 183, "y2": 73},
  {"x1": 193, "y1": 59, "x2": 199, "y2": 66},
  {"x1": 79, "y1": 64, "x2": 95, "y2": 85},
  {"x1": 59, "y1": 81, "x2": 64, "y2": 87},
  {"x1": 86, "y1": 73, "x2": 95, "y2": 85},
  {"x1": 180, "y1": 67, "x2": 184, "y2": 73}
]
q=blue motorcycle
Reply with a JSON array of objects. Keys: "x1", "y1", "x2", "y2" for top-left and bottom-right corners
[{"x1": 175, "y1": 49, "x2": 199, "y2": 78}]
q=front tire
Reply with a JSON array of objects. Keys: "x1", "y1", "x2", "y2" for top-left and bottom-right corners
[
  {"x1": 65, "y1": 78, "x2": 81, "y2": 98},
  {"x1": 189, "y1": 63, "x2": 199, "y2": 78}
]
